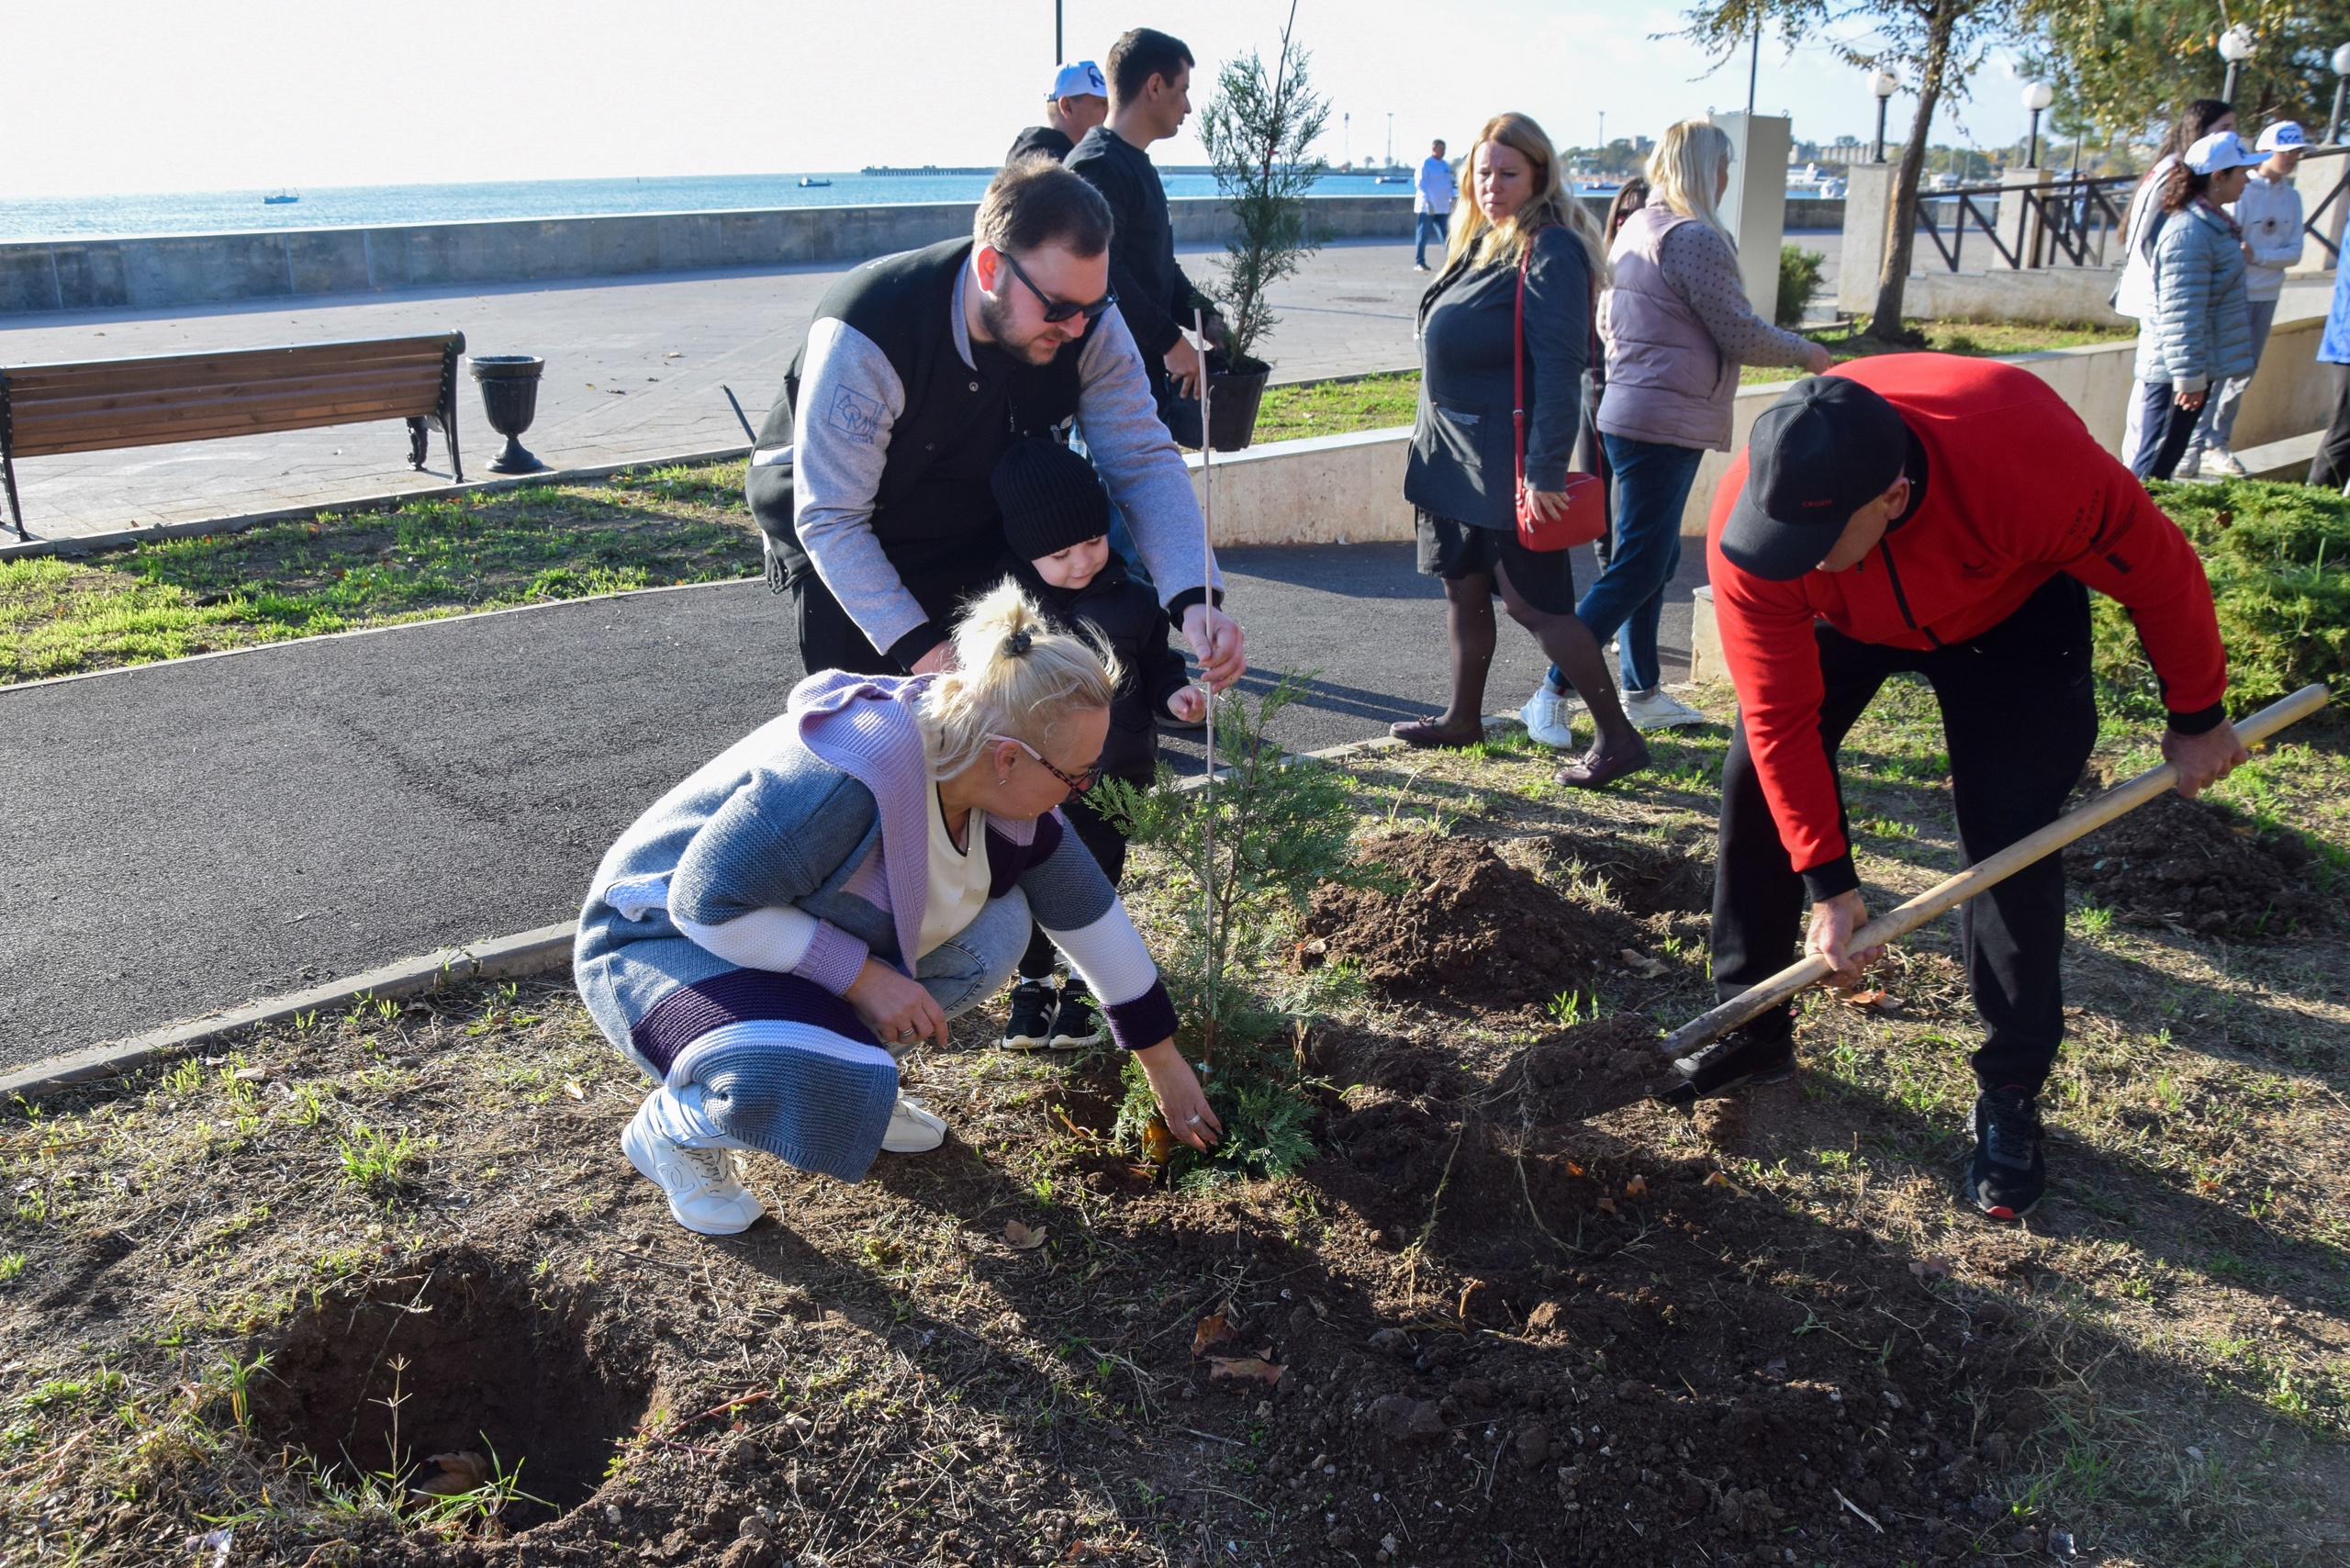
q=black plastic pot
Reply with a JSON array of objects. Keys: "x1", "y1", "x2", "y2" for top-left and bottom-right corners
[
  {"x1": 1158, "y1": 351, "x2": 1271, "y2": 452},
  {"x1": 470, "y1": 355, "x2": 547, "y2": 475}
]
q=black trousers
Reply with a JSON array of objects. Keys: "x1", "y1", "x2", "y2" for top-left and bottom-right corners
[
  {"x1": 1710, "y1": 574, "x2": 2098, "y2": 1093},
  {"x1": 2131, "y1": 380, "x2": 2200, "y2": 482},
  {"x1": 1019, "y1": 792, "x2": 1131, "y2": 980},
  {"x1": 2310, "y1": 365, "x2": 2350, "y2": 491},
  {"x1": 789, "y1": 539, "x2": 1011, "y2": 677}
]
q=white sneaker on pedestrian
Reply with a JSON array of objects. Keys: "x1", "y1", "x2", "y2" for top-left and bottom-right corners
[
  {"x1": 2175, "y1": 449, "x2": 2202, "y2": 479},
  {"x1": 622, "y1": 1099, "x2": 764, "y2": 1236},
  {"x1": 2201, "y1": 445, "x2": 2247, "y2": 477},
  {"x1": 1623, "y1": 688, "x2": 1708, "y2": 730},
  {"x1": 881, "y1": 1094, "x2": 948, "y2": 1154},
  {"x1": 1519, "y1": 684, "x2": 1578, "y2": 749}
]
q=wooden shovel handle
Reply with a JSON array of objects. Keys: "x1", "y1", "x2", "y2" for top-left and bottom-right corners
[{"x1": 1656, "y1": 682, "x2": 2330, "y2": 1062}]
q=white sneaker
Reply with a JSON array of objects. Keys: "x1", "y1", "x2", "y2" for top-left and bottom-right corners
[
  {"x1": 2175, "y1": 449, "x2": 2202, "y2": 479},
  {"x1": 621, "y1": 1100, "x2": 764, "y2": 1236},
  {"x1": 1518, "y1": 685, "x2": 1578, "y2": 749},
  {"x1": 1623, "y1": 688, "x2": 1707, "y2": 730},
  {"x1": 2201, "y1": 445, "x2": 2247, "y2": 477},
  {"x1": 880, "y1": 1094, "x2": 947, "y2": 1154}
]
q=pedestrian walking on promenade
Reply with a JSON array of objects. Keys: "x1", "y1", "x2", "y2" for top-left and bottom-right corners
[
  {"x1": 744, "y1": 159, "x2": 1244, "y2": 693},
  {"x1": 1414, "y1": 140, "x2": 1456, "y2": 270},
  {"x1": 2116, "y1": 99, "x2": 2234, "y2": 459},
  {"x1": 579, "y1": 587, "x2": 1221, "y2": 1236},
  {"x1": 1067, "y1": 28, "x2": 1230, "y2": 407},
  {"x1": 1525, "y1": 177, "x2": 1651, "y2": 748},
  {"x1": 2181, "y1": 120, "x2": 2305, "y2": 477},
  {"x1": 1688, "y1": 360, "x2": 2244, "y2": 1221},
  {"x1": 1008, "y1": 60, "x2": 1111, "y2": 164},
  {"x1": 2305, "y1": 244, "x2": 2350, "y2": 488},
  {"x1": 1393, "y1": 111, "x2": 1650, "y2": 790},
  {"x1": 1521, "y1": 121, "x2": 1831, "y2": 748},
  {"x1": 2132, "y1": 131, "x2": 2260, "y2": 482}
]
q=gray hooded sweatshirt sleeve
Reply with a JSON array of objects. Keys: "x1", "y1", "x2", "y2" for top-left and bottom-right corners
[{"x1": 791, "y1": 263, "x2": 1220, "y2": 660}]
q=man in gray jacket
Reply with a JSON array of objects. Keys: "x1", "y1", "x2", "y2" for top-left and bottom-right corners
[
  {"x1": 2184, "y1": 119, "x2": 2307, "y2": 476},
  {"x1": 745, "y1": 161, "x2": 1244, "y2": 687}
]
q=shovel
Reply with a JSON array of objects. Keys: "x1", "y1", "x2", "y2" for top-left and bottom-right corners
[{"x1": 1657, "y1": 681, "x2": 2331, "y2": 1065}]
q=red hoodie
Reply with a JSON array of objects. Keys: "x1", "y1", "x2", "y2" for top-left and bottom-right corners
[{"x1": 1707, "y1": 354, "x2": 2227, "y2": 883}]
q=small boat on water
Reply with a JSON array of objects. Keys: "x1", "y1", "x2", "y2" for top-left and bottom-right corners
[
  {"x1": 1374, "y1": 174, "x2": 1409, "y2": 185},
  {"x1": 800, "y1": 176, "x2": 832, "y2": 188},
  {"x1": 263, "y1": 190, "x2": 299, "y2": 205}
]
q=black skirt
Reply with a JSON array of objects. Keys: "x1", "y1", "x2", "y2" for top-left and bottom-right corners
[{"x1": 1414, "y1": 510, "x2": 1579, "y2": 617}]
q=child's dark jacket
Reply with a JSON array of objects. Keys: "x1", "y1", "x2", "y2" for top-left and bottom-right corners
[{"x1": 1002, "y1": 555, "x2": 1191, "y2": 785}]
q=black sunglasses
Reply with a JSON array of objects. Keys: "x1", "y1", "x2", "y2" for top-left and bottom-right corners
[{"x1": 996, "y1": 249, "x2": 1118, "y2": 325}]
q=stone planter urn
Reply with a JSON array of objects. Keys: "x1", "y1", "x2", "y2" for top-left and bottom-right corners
[{"x1": 469, "y1": 355, "x2": 547, "y2": 474}]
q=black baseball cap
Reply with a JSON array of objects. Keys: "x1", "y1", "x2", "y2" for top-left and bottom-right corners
[{"x1": 1720, "y1": 376, "x2": 1911, "y2": 581}]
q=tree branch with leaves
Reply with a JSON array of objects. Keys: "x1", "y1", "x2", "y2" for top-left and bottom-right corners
[{"x1": 1198, "y1": 0, "x2": 1333, "y2": 366}]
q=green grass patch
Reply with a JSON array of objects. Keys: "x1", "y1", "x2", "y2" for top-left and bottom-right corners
[
  {"x1": 1252, "y1": 371, "x2": 1419, "y2": 444},
  {"x1": 0, "y1": 462, "x2": 760, "y2": 685}
]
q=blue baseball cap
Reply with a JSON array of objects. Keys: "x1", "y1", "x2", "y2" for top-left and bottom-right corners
[{"x1": 1049, "y1": 62, "x2": 1107, "y2": 100}]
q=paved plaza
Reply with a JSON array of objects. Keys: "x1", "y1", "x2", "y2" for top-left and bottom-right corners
[{"x1": 0, "y1": 238, "x2": 1431, "y2": 542}]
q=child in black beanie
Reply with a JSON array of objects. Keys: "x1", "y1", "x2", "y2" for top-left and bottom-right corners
[{"x1": 989, "y1": 437, "x2": 1204, "y2": 1049}]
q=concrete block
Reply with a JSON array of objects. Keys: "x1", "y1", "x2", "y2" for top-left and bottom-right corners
[
  {"x1": 0, "y1": 248, "x2": 60, "y2": 314},
  {"x1": 1714, "y1": 113, "x2": 1790, "y2": 319},
  {"x1": 1839, "y1": 163, "x2": 1897, "y2": 314},
  {"x1": 1186, "y1": 426, "x2": 1415, "y2": 546},
  {"x1": 1897, "y1": 265, "x2": 2127, "y2": 325},
  {"x1": 1689, "y1": 586, "x2": 1726, "y2": 685},
  {"x1": 2289, "y1": 148, "x2": 2347, "y2": 276},
  {"x1": 285, "y1": 230, "x2": 371, "y2": 296}
]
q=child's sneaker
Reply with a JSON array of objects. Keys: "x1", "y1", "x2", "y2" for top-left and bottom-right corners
[
  {"x1": 1049, "y1": 984, "x2": 1104, "y2": 1048},
  {"x1": 621, "y1": 1097, "x2": 764, "y2": 1236},
  {"x1": 1002, "y1": 978, "x2": 1058, "y2": 1049}
]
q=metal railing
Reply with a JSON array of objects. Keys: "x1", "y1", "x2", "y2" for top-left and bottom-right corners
[{"x1": 1912, "y1": 174, "x2": 2136, "y2": 272}]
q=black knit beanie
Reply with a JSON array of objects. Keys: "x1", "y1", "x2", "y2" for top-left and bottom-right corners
[{"x1": 992, "y1": 437, "x2": 1112, "y2": 562}]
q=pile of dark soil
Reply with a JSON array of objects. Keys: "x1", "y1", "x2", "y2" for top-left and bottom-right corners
[
  {"x1": 1549, "y1": 828, "x2": 1716, "y2": 916},
  {"x1": 1302, "y1": 834, "x2": 1637, "y2": 1006},
  {"x1": 2065, "y1": 791, "x2": 2330, "y2": 937}
]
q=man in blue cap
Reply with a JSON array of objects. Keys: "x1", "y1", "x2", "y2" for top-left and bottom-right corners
[{"x1": 1684, "y1": 356, "x2": 2247, "y2": 1221}]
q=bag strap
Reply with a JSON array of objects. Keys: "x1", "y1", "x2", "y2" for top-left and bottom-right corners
[{"x1": 1513, "y1": 227, "x2": 1543, "y2": 498}]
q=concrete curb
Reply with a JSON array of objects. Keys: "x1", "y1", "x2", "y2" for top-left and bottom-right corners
[
  {"x1": 1, "y1": 922, "x2": 578, "y2": 1103},
  {"x1": 0, "y1": 447, "x2": 753, "y2": 561},
  {"x1": 0, "y1": 722, "x2": 1494, "y2": 1103}
]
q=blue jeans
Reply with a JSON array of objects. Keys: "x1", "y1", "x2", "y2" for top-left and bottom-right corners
[
  {"x1": 1415, "y1": 211, "x2": 1448, "y2": 267},
  {"x1": 1569, "y1": 433, "x2": 1706, "y2": 693}
]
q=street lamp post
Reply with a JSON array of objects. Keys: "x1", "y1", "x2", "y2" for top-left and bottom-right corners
[
  {"x1": 2330, "y1": 42, "x2": 2350, "y2": 144},
  {"x1": 2219, "y1": 24, "x2": 2255, "y2": 103},
  {"x1": 2020, "y1": 82, "x2": 2054, "y2": 169},
  {"x1": 1870, "y1": 69, "x2": 1899, "y2": 162}
]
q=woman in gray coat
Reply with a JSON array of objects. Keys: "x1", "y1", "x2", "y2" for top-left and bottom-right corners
[
  {"x1": 2132, "y1": 131, "x2": 2260, "y2": 480},
  {"x1": 1394, "y1": 110, "x2": 1648, "y2": 789}
]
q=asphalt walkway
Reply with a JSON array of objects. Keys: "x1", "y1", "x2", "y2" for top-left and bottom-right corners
[{"x1": 0, "y1": 540, "x2": 1703, "y2": 1069}]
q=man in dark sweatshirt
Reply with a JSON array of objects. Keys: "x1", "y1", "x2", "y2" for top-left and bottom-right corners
[
  {"x1": 1065, "y1": 28, "x2": 1227, "y2": 404},
  {"x1": 1006, "y1": 61, "x2": 1109, "y2": 165}
]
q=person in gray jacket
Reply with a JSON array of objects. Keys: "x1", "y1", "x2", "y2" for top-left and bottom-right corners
[
  {"x1": 2132, "y1": 131, "x2": 2260, "y2": 482},
  {"x1": 2181, "y1": 120, "x2": 2306, "y2": 477},
  {"x1": 1395, "y1": 111, "x2": 1647, "y2": 789}
]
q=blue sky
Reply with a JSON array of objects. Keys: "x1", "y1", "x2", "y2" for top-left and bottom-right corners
[{"x1": 3, "y1": 0, "x2": 2057, "y2": 197}]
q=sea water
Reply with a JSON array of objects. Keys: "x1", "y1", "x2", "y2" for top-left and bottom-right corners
[{"x1": 0, "y1": 170, "x2": 1442, "y2": 243}]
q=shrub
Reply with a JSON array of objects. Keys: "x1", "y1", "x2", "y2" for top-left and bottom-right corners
[
  {"x1": 2098, "y1": 480, "x2": 2350, "y2": 717},
  {"x1": 1776, "y1": 244, "x2": 1827, "y2": 328},
  {"x1": 1198, "y1": 7, "x2": 1332, "y2": 366},
  {"x1": 1095, "y1": 675, "x2": 1387, "y2": 1182}
]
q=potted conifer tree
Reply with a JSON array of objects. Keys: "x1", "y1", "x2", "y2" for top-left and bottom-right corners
[{"x1": 1184, "y1": 1, "x2": 1330, "y2": 451}]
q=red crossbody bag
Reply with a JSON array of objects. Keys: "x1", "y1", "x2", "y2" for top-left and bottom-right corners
[{"x1": 1512, "y1": 228, "x2": 1608, "y2": 551}]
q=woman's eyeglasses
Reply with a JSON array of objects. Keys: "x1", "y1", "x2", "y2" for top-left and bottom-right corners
[
  {"x1": 996, "y1": 249, "x2": 1118, "y2": 325},
  {"x1": 991, "y1": 734, "x2": 1102, "y2": 794}
]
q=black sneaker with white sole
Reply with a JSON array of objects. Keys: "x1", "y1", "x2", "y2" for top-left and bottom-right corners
[
  {"x1": 1001, "y1": 979, "x2": 1058, "y2": 1050},
  {"x1": 1048, "y1": 985, "x2": 1104, "y2": 1048},
  {"x1": 1965, "y1": 1085, "x2": 2046, "y2": 1220},
  {"x1": 1656, "y1": 1021, "x2": 1796, "y2": 1108}
]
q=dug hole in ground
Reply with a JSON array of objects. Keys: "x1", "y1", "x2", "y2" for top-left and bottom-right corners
[{"x1": 2, "y1": 679, "x2": 2346, "y2": 1567}]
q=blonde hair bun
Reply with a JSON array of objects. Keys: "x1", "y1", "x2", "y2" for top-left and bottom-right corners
[{"x1": 922, "y1": 580, "x2": 1121, "y2": 780}]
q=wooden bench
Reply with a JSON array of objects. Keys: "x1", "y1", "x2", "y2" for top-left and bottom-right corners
[{"x1": 0, "y1": 330, "x2": 465, "y2": 540}]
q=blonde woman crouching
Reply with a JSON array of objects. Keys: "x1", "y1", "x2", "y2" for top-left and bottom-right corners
[{"x1": 576, "y1": 584, "x2": 1219, "y2": 1236}]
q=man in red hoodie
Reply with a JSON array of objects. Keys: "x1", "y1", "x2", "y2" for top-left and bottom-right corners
[{"x1": 1683, "y1": 357, "x2": 2247, "y2": 1220}]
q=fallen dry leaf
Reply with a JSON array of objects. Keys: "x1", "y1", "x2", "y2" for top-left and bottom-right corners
[
  {"x1": 1192, "y1": 1313, "x2": 1238, "y2": 1357},
  {"x1": 1908, "y1": 1255, "x2": 1955, "y2": 1282},
  {"x1": 1207, "y1": 1355, "x2": 1285, "y2": 1385},
  {"x1": 1702, "y1": 1170, "x2": 1745, "y2": 1194},
  {"x1": 414, "y1": 1450, "x2": 490, "y2": 1496},
  {"x1": 1837, "y1": 989, "x2": 1890, "y2": 1010},
  {"x1": 1623, "y1": 1176, "x2": 1648, "y2": 1197},
  {"x1": 1003, "y1": 1220, "x2": 1046, "y2": 1250},
  {"x1": 231, "y1": 1066, "x2": 271, "y2": 1084},
  {"x1": 563, "y1": 1080, "x2": 586, "y2": 1101},
  {"x1": 1595, "y1": 1197, "x2": 1619, "y2": 1215},
  {"x1": 1564, "y1": 1160, "x2": 1585, "y2": 1178},
  {"x1": 1618, "y1": 947, "x2": 1667, "y2": 979}
]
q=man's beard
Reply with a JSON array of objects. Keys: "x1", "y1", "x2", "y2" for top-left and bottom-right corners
[{"x1": 977, "y1": 288, "x2": 1066, "y2": 365}]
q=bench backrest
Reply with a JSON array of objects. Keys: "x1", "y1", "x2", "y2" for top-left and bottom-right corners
[{"x1": 0, "y1": 331, "x2": 464, "y2": 460}]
